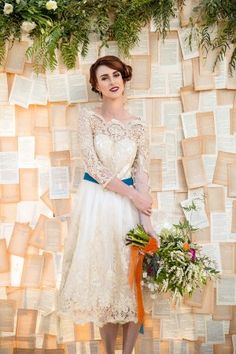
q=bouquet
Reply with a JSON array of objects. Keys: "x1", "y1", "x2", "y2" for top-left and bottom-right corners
[{"x1": 126, "y1": 222, "x2": 220, "y2": 303}]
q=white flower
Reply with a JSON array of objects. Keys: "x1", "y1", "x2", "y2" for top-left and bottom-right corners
[
  {"x1": 3, "y1": 3, "x2": 13, "y2": 15},
  {"x1": 143, "y1": 271, "x2": 147, "y2": 279},
  {"x1": 16, "y1": 0, "x2": 20, "y2": 4},
  {"x1": 46, "y1": 0, "x2": 57, "y2": 10},
  {"x1": 21, "y1": 21, "x2": 36, "y2": 33}
]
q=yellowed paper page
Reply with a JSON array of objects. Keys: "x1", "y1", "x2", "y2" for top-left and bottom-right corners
[
  {"x1": 181, "y1": 137, "x2": 202, "y2": 156},
  {"x1": 213, "y1": 151, "x2": 236, "y2": 186},
  {"x1": 49, "y1": 104, "x2": 67, "y2": 128},
  {"x1": 20, "y1": 255, "x2": 44, "y2": 287},
  {"x1": 49, "y1": 150, "x2": 70, "y2": 167},
  {"x1": 0, "y1": 137, "x2": 17, "y2": 151},
  {"x1": 16, "y1": 308, "x2": 38, "y2": 336},
  {"x1": 220, "y1": 243, "x2": 236, "y2": 274},
  {"x1": 44, "y1": 218, "x2": 62, "y2": 253},
  {"x1": 8, "y1": 222, "x2": 32, "y2": 257},
  {"x1": 232, "y1": 200, "x2": 236, "y2": 233},
  {"x1": 29, "y1": 214, "x2": 48, "y2": 249},
  {"x1": 0, "y1": 203, "x2": 17, "y2": 222},
  {"x1": 19, "y1": 168, "x2": 38, "y2": 201},
  {"x1": 196, "y1": 111, "x2": 215, "y2": 135},
  {"x1": 5, "y1": 41, "x2": 28, "y2": 74},
  {"x1": 182, "y1": 155, "x2": 207, "y2": 189},
  {"x1": 32, "y1": 105, "x2": 49, "y2": 128},
  {"x1": 205, "y1": 186, "x2": 225, "y2": 212},
  {"x1": 41, "y1": 252, "x2": 56, "y2": 288},
  {"x1": 149, "y1": 159, "x2": 162, "y2": 191},
  {"x1": 0, "y1": 299, "x2": 16, "y2": 332},
  {"x1": 180, "y1": 86, "x2": 199, "y2": 112},
  {"x1": 0, "y1": 184, "x2": 20, "y2": 203},
  {"x1": 34, "y1": 127, "x2": 52, "y2": 156},
  {"x1": 0, "y1": 239, "x2": 10, "y2": 273},
  {"x1": 228, "y1": 163, "x2": 236, "y2": 197},
  {"x1": 130, "y1": 56, "x2": 151, "y2": 90},
  {"x1": 230, "y1": 108, "x2": 236, "y2": 134},
  {"x1": 15, "y1": 106, "x2": 33, "y2": 136},
  {"x1": 193, "y1": 57, "x2": 215, "y2": 91}
]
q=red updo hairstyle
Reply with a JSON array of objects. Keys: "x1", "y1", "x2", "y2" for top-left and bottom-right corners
[{"x1": 89, "y1": 55, "x2": 132, "y2": 94}]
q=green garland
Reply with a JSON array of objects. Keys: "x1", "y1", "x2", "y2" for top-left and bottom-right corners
[
  {"x1": 190, "y1": 0, "x2": 236, "y2": 73},
  {"x1": 0, "y1": 0, "x2": 235, "y2": 73}
]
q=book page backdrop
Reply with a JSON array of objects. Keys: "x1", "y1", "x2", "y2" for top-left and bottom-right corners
[{"x1": 0, "y1": 11, "x2": 236, "y2": 354}]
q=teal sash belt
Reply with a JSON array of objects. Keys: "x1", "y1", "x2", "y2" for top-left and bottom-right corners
[{"x1": 83, "y1": 172, "x2": 134, "y2": 186}]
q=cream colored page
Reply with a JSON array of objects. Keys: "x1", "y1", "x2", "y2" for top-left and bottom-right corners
[
  {"x1": 232, "y1": 200, "x2": 236, "y2": 233},
  {"x1": 182, "y1": 155, "x2": 207, "y2": 189},
  {"x1": 19, "y1": 168, "x2": 38, "y2": 201},
  {"x1": 149, "y1": 159, "x2": 162, "y2": 191},
  {"x1": 67, "y1": 72, "x2": 88, "y2": 103},
  {"x1": 49, "y1": 166, "x2": 70, "y2": 199},
  {"x1": 193, "y1": 57, "x2": 215, "y2": 91},
  {"x1": 52, "y1": 128, "x2": 71, "y2": 152},
  {"x1": 228, "y1": 164, "x2": 236, "y2": 197},
  {"x1": 0, "y1": 73, "x2": 8, "y2": 103},
  {"x1": 9, "y1": 75, "x2": 33, "y2": 108},
  {"x1": 206, "y1": 186, "x2": 225, "y2": 212},
  {"x1": 16, "y1": 308, "x2": 38, "y2": 336},
  {"x1": 213, "y1": 151, "x2": 236, "y2": 186},
  {"x1": 230, "y1": 108, "x2": 236, "y2": 134},
  {"x1": 38, "y1": 288, "x2": 56, "y2": 314},
  {"x1": 46, "y1": 73, "x2": 68, "y2": 102},
  {"x1": 215, "y1": 105, "x2": 231, "y2": 136},
  {"x1": 0, "y1": 152, "x2": 18, "y2": 184},
  {"x1": 18, "y1": 137, "x2": 35, "y2": 168},
  {"x1": 130, "y1": 56, "x2": 150, "y2": 90},
  {"x1": 181, "y1": 137, "x2": 202, "y2": 156},
  {"x1": 8, "y1": 222, "x2": 31, "y2": 257},
  {"x1": 205, "y1": 320, "x2": 225, "y2": 344},
  {"x1": 21, "y1": 254, "x2": 44, "y2": 287},
  {"x1": 0, "y1": 299, "x2": 16, "y2": 332},
  {"x1": 158, "y1": 38, "x2": 180, "y2": 67},
  {"x1": 58, "y1": 316, "x2": 75, "y2": 343},
  {"x1": 29, "y1": 214, "x2": 48, "y2": 249},
  {"x1": 41, "y1": 252, "x2": 56, "y2": 288},
  {"x1": 180, "y1": 86, "x2": 199, "y2": 112},
  {"x1": 181, "y1": 111, "x2": 197, "y2": 138},
  {"x1": 220, "y1": 243, "x2": 235, "y2": 274},
  {"x1": 44, "y1": 218, "x2": 62, "y2": 252},
  {"x1": 0, "y1": 239, "x2": 9, "y2": 273},
  {"x1": 161, "y1": 101, "x2": 182, "y2": 130},
  {"x1": 217, "y1": 275, "x2": 236, "y2": 306},
  {"x1": 5, "y1": 41, "x2": 28, "y2": 74},
  {"x1": 29, "y1": 73, "x2": 48, "y2": 105},
  {"x1": 49, "y1": 104, "x2": 67, "y2": 127},
  {"x1": 0, "y1": 104, "x2": 15, "y2": 136},
  {"x1": 196, "y1": 111, "x2": 215, "y2": 135}
]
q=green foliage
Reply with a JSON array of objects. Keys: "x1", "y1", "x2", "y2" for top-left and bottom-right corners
[
  {"x1": 0, "y1": 0, "x2": 235, "y2": 73},
  {"x1": 190, "y1": 0, "x2": 236, "y2": 73},
  {"x1": 0, "y1": 0, "x2": 184, "y2": 72}
]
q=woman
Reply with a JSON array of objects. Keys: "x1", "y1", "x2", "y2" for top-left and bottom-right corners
[{"x1": 58, "y1": 55, "x2": 157, "y2": 354}]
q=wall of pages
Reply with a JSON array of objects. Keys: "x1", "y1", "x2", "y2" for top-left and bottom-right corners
[{"x1": 0, "y1": 9, "x2": 236, "y2": 354}]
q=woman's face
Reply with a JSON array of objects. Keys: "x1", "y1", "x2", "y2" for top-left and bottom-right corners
[{"x1": 95, "y1": 65, "x2": 125, "y2": 99}]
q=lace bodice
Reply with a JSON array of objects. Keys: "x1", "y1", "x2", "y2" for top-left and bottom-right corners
[{"x1": 77, "y1": 108, "x2": 150, "y2": 191}]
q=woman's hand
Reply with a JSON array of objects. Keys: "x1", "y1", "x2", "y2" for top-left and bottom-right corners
[
  {"x1": 129, "y1": 188, "x2": 152, "y2": 216},
  {"x1": 139, "y1": 213, "x2": 160, "y2": 248}
]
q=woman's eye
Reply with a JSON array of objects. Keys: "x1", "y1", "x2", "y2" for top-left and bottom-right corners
[
  {"x1": 114, "y1": 73, "x2": 120, "y2": 77},
  {"x1": 101, "y1": 77, "x2": 107, "y2": 81}
]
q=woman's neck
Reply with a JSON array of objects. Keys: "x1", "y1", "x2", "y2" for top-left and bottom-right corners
[{"x1": 100, "y1": 97, "x2": 126, "y2": 119}]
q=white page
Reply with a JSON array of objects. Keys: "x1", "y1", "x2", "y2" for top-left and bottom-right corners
[
  {"x1": 159, "y1": 38, "x2": 180, "y2": 67},
  {"x1": 200, "y1": 242, "x2": 222, "y2": 272},
  {"x1": 79, "y1": 42, "x2": 98, "y2": 64},
  {"x1": 162, "y1": 159, "x2": 178, "y2": 190},
  {"x1": 199, "y1": 91, "x2": 217, "y2": 112},
  {"x1": 129, "y1": 27, "x2": 149, "y2": 55},
  {"x1": 210, "y1": 212, "x2": 230, "y2": 242},
  {"x1": 178, "y1": 27, "x2": 199, "y2": 60},
  {"x1": 205, "y1": 320, "x2": 225, "y2": 344},
  {"x1": 217, "y1": 135, "x2": 236, "y2": 153},
  {"x1": 67, "y1": 72, "x2": 88, "y2": 103},
  {"x1": 52, "y1": 128, "x2": 71, "y2": 151},
  {"x1": 181, "y1": 111, "x2": 198, "y2": 138},
  {"x1": 10, "y1": 255, "x2": 24, "y2": 287},
  {"x1": 46, "y1": 73, "x2": 68, "y2": 102},
  {"x1": 0, "y1": 152, "x2": 19, "y2": 184},
  {"x1": 161, "y1": 101, "x2": 182, "y2": 130},
  {"x1": 49, "y1": 166, "x2": 70, "y2": 199},
  {"x1": 168, "y1": 72, "x2": 183, "y2": 96},
  {"x1": 9, "y1": 75, "x2": 33, "y2": 108},
  {"x1": 0, "y1": 73, "x2": 8, "y2": 103},
  {"x1": 216, "y1": 276, "x2": 236, "y2": 305},
  {"x1": 215, "y1": 105, "x2": 231, "y2": 136},
  {"x1": 29, "y1": 73, "x2": 48, "y2": 105},
  {"x1": 150, "y1": 64, "x2": 166, "y2": 96},
  {"x1": 0, "y1": 104, "x2": 15, "y2": 136},
  {"x1": 18, "y1": 136, "x2": 35, "y2": 168},
  {"x1": 202, "y1": 155, "x2": 217, "y2": 184},
  {"x1": 181, "y1": 197, "x2": 209, "y2": 229}
]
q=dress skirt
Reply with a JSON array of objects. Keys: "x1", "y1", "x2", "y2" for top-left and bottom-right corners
[{"x1": 57, "y1": 179, "x2": 140, "y2": 327}]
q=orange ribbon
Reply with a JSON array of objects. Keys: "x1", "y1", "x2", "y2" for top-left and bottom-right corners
[{"x1": 128, "y1": 237, "x2": 158, "y2": 324}]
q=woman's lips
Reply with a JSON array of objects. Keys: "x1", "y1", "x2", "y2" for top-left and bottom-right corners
[{"x1": 110, "y1": 86, "x2": 119, "y2": 92}]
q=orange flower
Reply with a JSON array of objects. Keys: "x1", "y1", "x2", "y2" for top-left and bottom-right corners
[{"x1": 183, "y1": 242, "x2": 190, "y2": 251}]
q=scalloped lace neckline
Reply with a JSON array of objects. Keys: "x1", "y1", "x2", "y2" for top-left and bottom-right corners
[{"x1": 88, "y1": 109, "x2": 142, "y2": 127}]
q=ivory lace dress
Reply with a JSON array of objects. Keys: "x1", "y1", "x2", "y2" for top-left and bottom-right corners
[{"x1": 58, "y1": 108, "x2": 150, "y2": 326}]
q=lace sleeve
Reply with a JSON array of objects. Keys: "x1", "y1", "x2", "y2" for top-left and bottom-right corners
[
  {"x1": 78, "y1": 109, "x2": 114, "y2": 186},
  {"x1": 132, "y1": 121, "x2": 150, "y2": 193}
]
